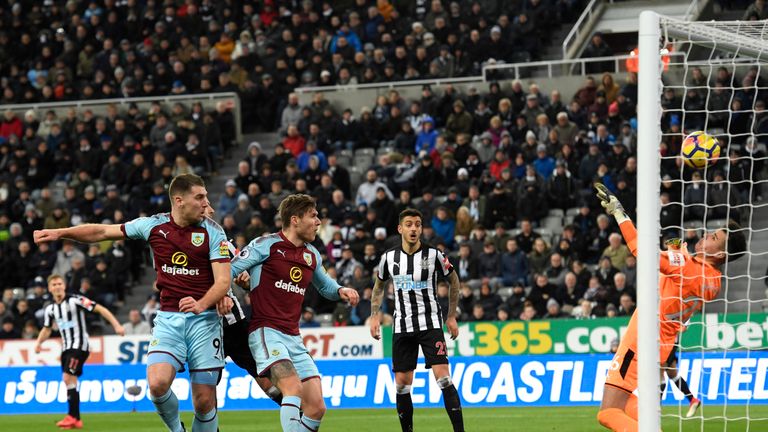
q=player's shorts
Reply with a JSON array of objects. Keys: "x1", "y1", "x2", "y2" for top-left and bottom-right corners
[
  {"x1": 223, "y1": 320, "x2": 259, "y2": 378},
  {"x1": 392, "y1": 329, "x2": 449, "y2": 373},
  {"x1": 61, "y1": 349, "x2": 90, "y2": 377},
  {"x1": 606, "y1": 338, "x2": 675, "y2": 393},
  {"x1": 147, "y1": 310, "x2": 224, "y2": 373},
  {"x1": 664, "y1": 344, "x2": 679, "y2": 367},
  {"x1": 248, "y1": 327, "x2": 319, "y2": 381}
]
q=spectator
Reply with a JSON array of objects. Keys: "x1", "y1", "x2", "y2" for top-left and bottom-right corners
[
  {"x1": 0, "y1": 317, "x2": 20, "y2": 339},
  {"x1": 583, "y1": 32, "x2": 613, "y2": 73},
  {"x1": 544, "y1": 299, "x2": 568, "y2": 319},
  {"x1": 280, "y1": 93, "x2": 303, "y2": 134},
  {"x1": 431, "y1": 206, "x2": 456, "y2": 249},
  {"x1": 300, "y1": 307, "x2": 321, "y2": 328},
  {"x1": 556, "y1": 272, "x2": 584, "y2": 314},
  {"x1": 123, "y1": 309, "x2": 151, "y2": 335},
  {"x1": 218, "y1": 180, "x2": 240, "y2": 217},
  {"x1": 477, "y1": 240, "x2": 502, "y2": 281},
  {"x1": 501, "y1": 238, "x2": 529, "y2": 288},
  {"x1": 356, "y1": 170, "x2": 393, "y2": 206},
  {"x1": 602, "y1": 233, "x2": 631, "y2": 270}
]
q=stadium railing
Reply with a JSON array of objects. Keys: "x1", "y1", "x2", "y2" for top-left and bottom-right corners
[
  {"x1": 2, "y1": 92, "x2": 243, "y2": 144},
  {"x1": 562, "y1": 0, "x2": 602, "y2": 59}
]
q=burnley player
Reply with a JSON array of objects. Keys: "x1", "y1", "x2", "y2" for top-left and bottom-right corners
[
  {"x1": 204, "y1": 204, "x2": 285, "y2": 406},
  {"x1": 34, "y1": 174, "x2": 231, "y2": 432},
  {"x1": 34, "y1": 274, "x2": 125, "y2": 430},
  {"x1": 594, "y1": 183, "x2": 745, "y2": 431},
  {"x1": 230, "y1": 194, "x2": 359, "y2": 432}
]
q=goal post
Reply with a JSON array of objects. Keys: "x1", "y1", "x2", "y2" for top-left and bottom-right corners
[
  {"x1": 637, "y1": 11, "x2": 768, "y2": 432},
  {"x1": 637, "y1": 10, "x2": 662, "y2": 432}
]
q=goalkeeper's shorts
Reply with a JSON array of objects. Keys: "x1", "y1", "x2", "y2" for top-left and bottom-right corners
[{"x1": 605, "y1": 338, "x2": 676, "y2": 393}]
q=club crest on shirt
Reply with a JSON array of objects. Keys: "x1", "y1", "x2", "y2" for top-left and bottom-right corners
[
  {"x1": 191, "y1": 232, "x2": 205, "y2": 247},
  {"x1": 303, "y1": 251, "x2": 313, "y2": 266},
  {"x1": 421, "y1": 257, "x2": 429, "y2": 268},
  {"x1": 271, "y1": 349, "x2": 280, "y2": 356},
  {"x1": 669, "y1": 251, "x2": 684, "y2": 267},
  {"x1": 219, "y1": 241, "x2": 229, "y2": 257}
]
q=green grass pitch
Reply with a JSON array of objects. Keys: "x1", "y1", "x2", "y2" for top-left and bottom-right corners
[{"x1": 3, "y1": 406, "x2": 768, "y2": 431}]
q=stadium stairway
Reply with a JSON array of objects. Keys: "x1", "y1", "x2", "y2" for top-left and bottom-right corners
[{"x1": 115, "y1": 132, "x2": 281, "y2": 325}]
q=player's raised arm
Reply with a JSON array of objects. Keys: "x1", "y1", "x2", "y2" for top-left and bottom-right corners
[
  {"x1": 595, "y1": 183, "x2": 637, "y2": 255},
  {"x1": 34, "y1": 224, "x2": 125, "y2": 245}
]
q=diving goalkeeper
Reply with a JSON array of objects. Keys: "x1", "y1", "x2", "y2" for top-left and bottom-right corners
[{"x1": 594, "y1": 183, "x2": 746, "y2": 431}]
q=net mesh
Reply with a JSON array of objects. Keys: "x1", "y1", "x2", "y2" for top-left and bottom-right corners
[{"x1": 657, "y1": 17, "x2": 768, "y2": 430}]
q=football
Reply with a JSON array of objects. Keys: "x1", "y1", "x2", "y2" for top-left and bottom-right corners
[{"x1": 681, "y1": 131, "x2": 721, "y2": 169}]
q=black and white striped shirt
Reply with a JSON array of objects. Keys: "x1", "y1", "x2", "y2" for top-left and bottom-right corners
[
  {"x1": 43, "y1": 295, "x2": 96, "y2": 351},
  {"x1": 377, "y1": 244, "x2": 454, "y2": 334},
  {"x1": 224, "y1": 239, "x2": 247, "y2": 326}
]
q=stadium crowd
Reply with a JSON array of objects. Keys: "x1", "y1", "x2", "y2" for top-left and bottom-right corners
[
  {"x1": 0, "y1": 0, "x2": 584, "y2": 132},
  {"x1": 1, "y1": 1, "x2": 766, "y2": 339}
]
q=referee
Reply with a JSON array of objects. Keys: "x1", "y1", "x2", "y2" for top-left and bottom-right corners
[{"x1": 370, "y1": 208, "x2": 464, "y2": 432}]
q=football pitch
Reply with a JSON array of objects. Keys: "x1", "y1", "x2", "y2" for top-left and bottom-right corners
[{"x1": 3, "y1": 406, "x2": 768, "y2": 431}]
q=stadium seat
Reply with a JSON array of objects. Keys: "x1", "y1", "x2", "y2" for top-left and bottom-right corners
[
  {"x1": 566, "y1": 207, "x2": 581, "y2": 217},
  {"x1": 377, "y1": 147, "x2": 394, "y2": 155},
  {"x1": 336, "y1": 155, "x2": 353, "y2": 167},
  {"x1": 543, "y1": 216, "x2": 564, "y2": 235},
  {"x1": 354, "y1": 148, "x2": 376, "y2": 157},
  {"x1": 349, "y1": 167, "x2": 365, "y2": 192},
  {"x1": 339, "y1": 149, "x2": 354, "y2": 159},
  {"x1": 537, "y1": 228, "x2": 554, "y2": 245},
  {"x1": 316, "y1": 313, "x2": 334, "y2": 327},
  {"x1": 548, "y1": 209, "x2": 565, "y2": 218},
  {"x1": 706, "y1": 219, "x2": 729, "y2": 229},
  {"x1": 353, "y1": 154, "x2": 373, "y2": 168},
  {"x1": 497, "y1": 287, "x2": 514, "y2": 301},
  {"x1": 563, "y1": 216, "x2": 574, "y2": 226}
]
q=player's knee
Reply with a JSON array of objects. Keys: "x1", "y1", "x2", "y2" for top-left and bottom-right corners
[
  {"x1": 193, "y1": 391, "x2": 216, "y2": 413},
  {"x1": 597, "y1": 409, "x2": 609, "y2": 427},
  {"x1": 148, "y1": 377, "x2": 172, "y2": 397},
  {"x1": 304, "y1": 399, "x2": 326, "y2": 419},
  {"x1": 395, "y1": 384, "x2": 412, "y2": 395},
  {"x1": 436, "y1": 376, "x2": 453, "y2": 389}
]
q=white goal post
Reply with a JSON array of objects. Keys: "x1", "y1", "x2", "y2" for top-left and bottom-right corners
[
  {"x1": 637, "y1": 11, "x2": 768, "y2": 432},
  {"x1": 637, "y1": 10, "x2": 662, "y2": 432}
]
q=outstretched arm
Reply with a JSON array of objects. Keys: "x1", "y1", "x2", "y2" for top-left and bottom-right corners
[
  {"x1": 595, "y1": 183, "x2": 637, "y2": 255},
  {"x1": 34, "y1": 224, "x2": 125, "y2": 245},
  {"x1": 94, "y1": 304, "x2": 125, "y2": 336}
]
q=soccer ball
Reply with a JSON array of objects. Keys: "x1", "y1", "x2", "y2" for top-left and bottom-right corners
[{"x1": 681, "y1": 131, "x2": 720, "y2": 169}]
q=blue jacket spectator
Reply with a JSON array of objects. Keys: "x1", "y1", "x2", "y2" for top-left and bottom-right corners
[
  {"x1": 330, "y1": 26, "x2": 362, "y2": 54},
  {"x1": 431, "y1": 207, "x2": 456, "y2": 249},
  {"x1": 533, "y1": 144, "x2": 556, "y2": 180},
  {"x1": 415, "y1": 117, "x2": 438, "y2": 154},
  {"x1": 296, "y1": 141, "x2": 328, "y2": 173},
  {"x1": 218, "y1": 180, "x2": 240, "y2": 216},
  {"x1": 501, "y1": 240, "x2": 530, "y2": 287}
]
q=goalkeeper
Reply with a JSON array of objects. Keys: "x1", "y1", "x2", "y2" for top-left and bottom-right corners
[{"x1": 594, "y1": 183, "x2": 746, "y2": 432}]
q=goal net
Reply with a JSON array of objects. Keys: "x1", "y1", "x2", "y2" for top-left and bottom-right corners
[{"x1": 638, "y1": 12, "x2": 768, "y2": 431}]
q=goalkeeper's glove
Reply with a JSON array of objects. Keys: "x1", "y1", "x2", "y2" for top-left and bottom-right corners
[
  {"x1": 665, "y1": 238, "x2": 683, "y2": 250},
  {"x1": 594, "y1": 182, "x2": 629, "y2": 224}
]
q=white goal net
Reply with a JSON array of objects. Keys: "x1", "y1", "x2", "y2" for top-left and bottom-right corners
[{"x1": 638, "y1": 13, "x2": 768, "y2": 432}]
